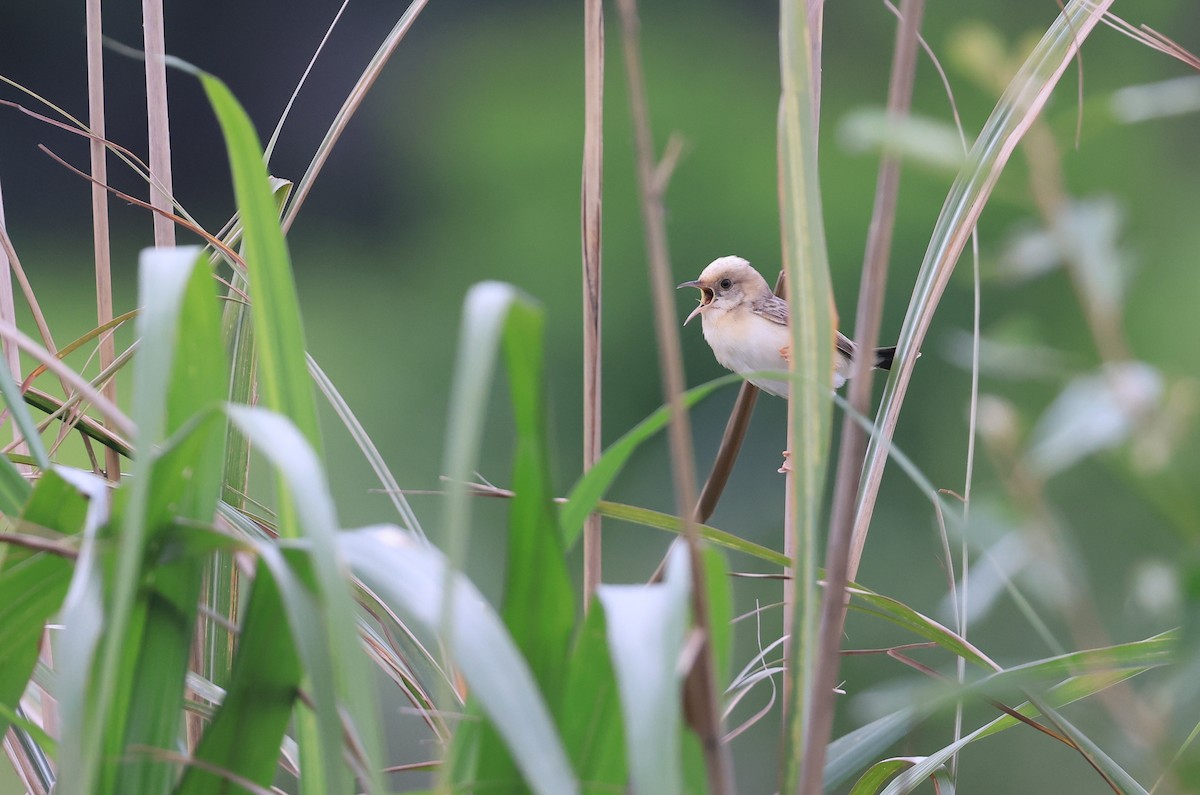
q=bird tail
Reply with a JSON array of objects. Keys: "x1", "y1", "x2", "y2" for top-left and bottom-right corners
[{"x1": 874, "y1": 346, "x2": 897, "y2": 371}]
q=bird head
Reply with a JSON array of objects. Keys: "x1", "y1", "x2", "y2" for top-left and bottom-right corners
[{"x1": 677, "y1": 255, "x2": 772, "y2": 325}]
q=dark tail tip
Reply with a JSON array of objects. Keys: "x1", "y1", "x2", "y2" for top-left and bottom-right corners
[{"x1": 875, "y1": 346, "x2": 897, "y2": 371}]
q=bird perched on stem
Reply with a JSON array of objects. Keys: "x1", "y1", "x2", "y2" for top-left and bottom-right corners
[{"x1": 678, "y1": 255, "x2": 897, "y2": 395}]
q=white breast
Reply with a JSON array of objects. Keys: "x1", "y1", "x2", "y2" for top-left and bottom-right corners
[{"x1": 701, "y1": 310, "x2": 793, "y2": 397}]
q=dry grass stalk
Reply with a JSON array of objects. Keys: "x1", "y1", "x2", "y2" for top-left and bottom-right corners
[
  {"x1": 615, "y1": 0, "x2": 734, "y2": 790},
  {"x1": 581, "y1": 0, "x2": 604, "y2": 610},
  {"x1": 85, "y1": 0, "x2": 119, "y2": 483}
]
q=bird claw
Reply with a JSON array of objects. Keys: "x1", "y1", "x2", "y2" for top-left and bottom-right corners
[
  {"x1": 778, "y1": 450, "x2": 791, "y2": 474},
  {"x1": 779, "y1": 345, "x2": 791, "y2": 363}
]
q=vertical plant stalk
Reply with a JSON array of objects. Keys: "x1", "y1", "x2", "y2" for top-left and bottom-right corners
[
  {"x1": 615, "y1": 0, "x2": 734, "y2": 792},
  {"x1": 580, "y1": 0, "x2": 604, "y2": 611},
  {"x1": 804, "y1": 0, "x2": 924, "y2": 791},
  {"x1": 846, "y1": 0, "x2": 1117, "y2": 584},
  {"x1": 86, "y1": 0, "x2": 119, "y2": 483},
  {"x1": 777, "y1": 0, "x2": 834, "y2": 792},
  {"x1": 142, "y1": 0, "x2": 176, "y2": 248}
]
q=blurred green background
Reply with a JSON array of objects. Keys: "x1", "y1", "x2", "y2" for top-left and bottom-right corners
[{"x1": 2, "y1": 0, "x2": 1199, "y2": 790}]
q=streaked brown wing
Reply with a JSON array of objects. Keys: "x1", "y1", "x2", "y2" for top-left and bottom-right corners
[
  {"x1": 751, "y1": 295, "x2": 789, "y2": 327},
  {"x1": 835, "y1": 330, "x2": 856, "y2": 361}
]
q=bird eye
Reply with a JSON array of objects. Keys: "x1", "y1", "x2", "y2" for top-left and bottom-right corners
[{"x1": 719, "y1": 278, "x2": 732, "y2": 290}]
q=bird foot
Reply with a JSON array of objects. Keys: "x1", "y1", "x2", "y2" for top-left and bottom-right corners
[
  {"x1": 779, "y1": 345, "x2": 791, "y2": 363},
  {"x1": 778, "y1": 450, "x2": 791, "y2": 474}
]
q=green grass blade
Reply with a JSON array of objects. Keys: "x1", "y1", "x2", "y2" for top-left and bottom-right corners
[
  {"x1": 597, "y1": 543, "x2": 692, "y2": 795},
  {"x1": 199, "y1": 74, "x2": 319, "y2": 451},
  {"x1": 0, "y1": 352, "x2": 49, "y2": 470},
  {"x1": 851, "y1": 0, "x2": 1117, "y2": 576},
  {"x1": 50, "y1": 468, "x2": 113, "y2": 795},
  {"x1": 307, "y1": 353, "x2": 424, "y2": 537},
  {"x1": 0, "y1": 471, "x2": 85, "y2": 743},
  {"x1": 848, "y1": 586, "x2": 999, "y2": 671},
  {"x1": 177, "y1": 554, "x2": 302, "y2": 795},
  {"x1": 560, "y1": 374, "x2": 741, "y2": 549},
  {"x1": 878, "y1": 668, "x2": 1148, "y2": 795},
  {"x1": 339, "y1": 525, "x2": 579, "y2": 795},
  {"x1": 560, "y1": 605, "x2": 626, "y2": 794},
  {"x1": 58, "y1": 247, "x2": 225, "y2": 795},
  {"x1": 778, "y1": 0, "x2": 834, "y2": 784},
  {"x1": 594, "y1": 499, "x2": 790, "y2": 567},
  {"x1": 859, "y1": 758, "x2": 950, "y2": 795},
  {"x1": 0, "y1": 451, "x2": 30, "y2": 515},
  {"x1": 457, "y1": 285, "x2": 575, "y2": 790},
  {"x1": 1034, "y1": 699, "x2": 1150, "y2": 794},
  {"x1": 226, "y1": 405, "x2": 384, "y2": 795},
  {"x1": 825, "y1": 708, "x2": 920, "y2": 791},
  {"x1": 114, "y1": 248, "x2": 228, "y2": 795}
]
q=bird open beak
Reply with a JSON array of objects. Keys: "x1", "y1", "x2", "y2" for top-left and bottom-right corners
[{"x1": 677, "y1": 280, "x2": 713, "y2": 325}]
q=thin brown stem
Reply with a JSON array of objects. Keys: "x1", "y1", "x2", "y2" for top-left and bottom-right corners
[
  {"x1": 615, "y1": 0, "x2": 734, "y2": 791},
  {"x1": 142, "y1": 0, "x2": 175, "y2": 248},
  {"x1": 86, "y1": 0, "x2": 120, "y2": 483},
  {"x1": 580, "y1": 0, "x2": 604, "y2": 612}
]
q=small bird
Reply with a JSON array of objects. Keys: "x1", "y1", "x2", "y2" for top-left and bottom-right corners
[{"x1": 678, "y1": 255, "x2": 897, "y2": 395}]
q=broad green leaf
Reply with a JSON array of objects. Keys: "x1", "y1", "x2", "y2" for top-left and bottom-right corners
[
  {"x1": 560, "y1": 374, "x2": 740, "y2": 549},
  {"x1": 0, "y1": 451, "x2": 30, "y2": 516},
  {"x1": 177, "y1": 555, "x2": 302, "y2": 795},
  {"x1": 115, "y1": 248, "x2": 229, "y2": 795},
  {"x1": 598, "y1": 544, "x2": 691, "y2": 795},
  {"x1": 58, "y1": 248, "x2": 227, "y2": 795},
  {"x1": 457, "y1": 284, "x2": 575, "y2": 791},
  {"x1": 560, "y1": 605, "x2": 626, "y2": 794},
  {"x1": 339, "y1": 526, "x2": 579, "y2": 795},
  {"x1": 227, "y1": 405, "x2": 384, "y2": 795},
  {"x1": 0, "y1": 471, "x2": 86, "y2": 741}
]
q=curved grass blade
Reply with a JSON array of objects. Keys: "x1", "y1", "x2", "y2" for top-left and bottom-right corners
[
  {"x1": 339, "y1": 525, "x2": 580, "y2": 795},
  {"x1": 849, "y1": 0, "x2": 1118, "y2": 580},
  {"x1": 458, "y1": 287, "x2": 575, "y2": 790},
  {"x1": 879, "y1": 668, "x2": 1148, "y2": 795},
  {"x1": 560, "y1": 374, "x2": 741, "y2": 549},
  {"x1": 595, "y1": 499, "x2": 790, "y2": 568},
  {"x1": 851, "y1": 757, "x2": 953, "y2": 795},
  {"x1": 198, "y1": 74, "x2": 319, "y2": 451},
  {"x1": 308, "y1": 353, "x2": 424, "y2": 538},
  {"x1": 227, "y1": 405, "x2": 384, "y2": 795}
]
